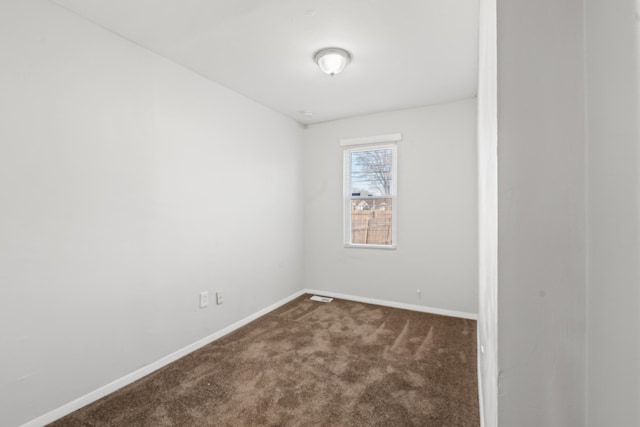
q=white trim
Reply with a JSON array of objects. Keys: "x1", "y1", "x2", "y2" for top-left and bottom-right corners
[
  {"x1": 21, "y1": 289, "x2": 306, "y2": 427},
  {"x1": 339, "y1": 133, "x2": 402, "y2": 146},
  {"x1": 343, "y1": 244, "x2": 397, "y2": 250},
  {"x1": 477, "y1": 0, "x2": 498, "y2": 425},
  {"x1": 20, "y1": 287, "x2": 476, "y2": 427},
  {"x1": 305, "y1": 289, "x2": 478, "y2": 320},
  {"x1": 477, "y1": 328, "x2": 486, "y2": 427}
]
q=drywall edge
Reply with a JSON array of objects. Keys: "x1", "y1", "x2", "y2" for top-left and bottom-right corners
[{"x1": 477, "y1": 0, "x2": 499, "y2": 425}]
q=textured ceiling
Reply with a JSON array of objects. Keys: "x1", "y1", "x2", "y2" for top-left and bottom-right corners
[{"x1": 51, "y1": 0, "x2": 478, "y2": 124}]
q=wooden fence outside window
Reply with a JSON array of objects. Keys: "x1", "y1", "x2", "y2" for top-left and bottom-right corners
[{"x1": 351, "y1": 210, "x2": 392, "y2": 245}]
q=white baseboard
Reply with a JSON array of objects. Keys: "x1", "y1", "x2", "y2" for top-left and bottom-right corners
[
  {"x1": 21, "y1": 289, "x2": 306, "y2": 427},
  {"x1": 305, "y1": 289, "x2": 478, "y2": 320},
  {"x1": 22, "y1": 288, "x2": 475, "y2": 426}
]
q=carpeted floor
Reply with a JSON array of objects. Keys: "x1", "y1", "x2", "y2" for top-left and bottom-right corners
[{"x1": 49, "y1": 295, "x2": 479, "y2": 426}]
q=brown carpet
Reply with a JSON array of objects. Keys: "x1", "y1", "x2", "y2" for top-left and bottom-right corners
[{"x1": 49, "y1": 295, "x2": 479, "y2": 426}]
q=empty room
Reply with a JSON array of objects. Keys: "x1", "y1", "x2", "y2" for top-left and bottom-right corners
[
  {"x1": 3, "y1": 0, "x2": 640, "y2": 427},
  {"x1": 1, "y1": 0, "x2": 482, "y2": 425}
]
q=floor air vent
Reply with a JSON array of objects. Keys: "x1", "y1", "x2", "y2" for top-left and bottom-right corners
[{"x1": 310, "y1": 295, "x2": 333, "y2": 303}]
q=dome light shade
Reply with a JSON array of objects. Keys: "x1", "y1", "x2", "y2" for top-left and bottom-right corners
[{"x1": 314, "y1": 48, "x2": 351, "y2": 76}]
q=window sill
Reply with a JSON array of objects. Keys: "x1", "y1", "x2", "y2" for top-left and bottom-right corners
[{"x1": 344, "y1": 244, "x2": 397, "y2": 250}]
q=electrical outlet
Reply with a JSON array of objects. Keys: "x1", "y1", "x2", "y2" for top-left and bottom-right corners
[
  {"x1": 199, "y1": 291, "x2": 209, "y2": 308},
  {"x1": 216, "y1": 291, "x2": 223, "y2": 305}
]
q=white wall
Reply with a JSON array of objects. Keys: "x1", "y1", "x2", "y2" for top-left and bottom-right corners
[
  {"x1": 0, "y1": 1, "x2": 303, "y2": 426},
  {"x1": 302, "y1": 100, "x2": 478, "y2": 316},
  {"x1": 585, "y1": 0, "x2": 640, "y2": 425},
  {"x1": 496, "y1": 0, "x2": 587, "y2": 425}
]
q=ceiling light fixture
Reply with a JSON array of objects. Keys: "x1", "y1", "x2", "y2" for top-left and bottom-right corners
[{"x1": 314, "y1": 47, "x2": 351, "y2": 76}]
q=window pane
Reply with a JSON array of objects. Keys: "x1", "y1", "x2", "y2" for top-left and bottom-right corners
[
  {"x1": 351, "y1": 198, "x2": 392, "y2": 245},
  {"x1": 350, "y1": 148, "x2": 393, "y2": 196}
]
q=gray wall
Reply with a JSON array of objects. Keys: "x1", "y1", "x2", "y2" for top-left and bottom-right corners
[
  {"x1": 302, "y1": 100, "x2": 478, "y2": 316},
  {"x1": 585, "y1": 0, "x2": 640, "y2": 425},
  {"x1": 0, "y1": 1, "x2": 304, "y2": 426},
  {"x1": 496, "y1": 0, "x2": 640, "y2": 425},
  {"x1": 497, "y1": 0, "x2": 587, "y2": 425}
]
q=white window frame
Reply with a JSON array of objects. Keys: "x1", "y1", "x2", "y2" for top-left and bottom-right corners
[{"x1": 341, "y1": 133, "x2": 400, "y2": 249}]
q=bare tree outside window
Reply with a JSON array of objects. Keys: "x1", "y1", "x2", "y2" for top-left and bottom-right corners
[{"x1": 350, "y1": 148, "x2": 393, "y2": 196}]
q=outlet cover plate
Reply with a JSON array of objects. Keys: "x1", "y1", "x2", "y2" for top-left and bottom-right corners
[{"x1": 199, "y1": 291, "x2": 209, "y2": 308}]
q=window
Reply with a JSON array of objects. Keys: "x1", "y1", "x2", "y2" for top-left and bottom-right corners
[{"x1": 341, "y1": 134, "x2": 400, "y2": 248}]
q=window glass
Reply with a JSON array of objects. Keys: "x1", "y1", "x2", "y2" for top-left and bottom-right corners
[
  {"x1": 350, "y1": 148, "x2": 393, "y2": 197},
  {"x1": 343, "y1": 143, "x2": 397, "y2": 248}
]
